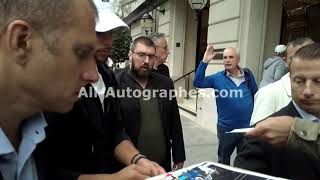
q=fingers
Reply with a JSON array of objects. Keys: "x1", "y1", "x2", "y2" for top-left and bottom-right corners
[
  {"x1": 157, "y1": 165, "x2": 166, "y2": 174},
  {"x1": 149, "y1": 163, "x2": 159, "y2": 176},
  {"x1": 245, "y1": 125, "x2": 265, "y2": 137},
  {"x1": 203, "y1": 45, "x2": 216, "y2": 63},
  {"x1": 207, "y1": 45, "x2": 214, "y2": 51},
  {"x1": 136, "y1": 159, "x2": 166, "y2": 176},
  {"x1": 150, "y1": 162, "x2": 166, "y2": 176},
  {"x1": 131, "y1": 164, "x2": 152, "y2": 177}
]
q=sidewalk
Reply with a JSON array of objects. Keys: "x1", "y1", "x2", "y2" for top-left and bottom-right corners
[
  {"x1": 180, "y1": 115, "x2": 218, "y2": 166},
  {"x1": 180, "y1": 114, "x2": 236, "y2": 167}
]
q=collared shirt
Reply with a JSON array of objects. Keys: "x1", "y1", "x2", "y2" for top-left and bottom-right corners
[
  {"x1": 0, "y1": 113, "x2": 47, "y2": 180},
  {"x1": 91, "y1": 70, "x2": 106, "y2": 112},
  {"x1": 293, "y1": 101, "x2": 320, "y2": 123},
  {"x1": 226, "y1": 68, "x2": 245, "y2": 87}
]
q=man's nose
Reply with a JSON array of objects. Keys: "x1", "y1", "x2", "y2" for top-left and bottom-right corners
[
  {"x1": 81, "y1": 59, "x2": 99, "y2": 84},
  {"x1": 143, "y1": 56, "x2": 150, "y2": 64},
  {"x1": 303, "y1": 81, "x2": 314, "y2": 98}
]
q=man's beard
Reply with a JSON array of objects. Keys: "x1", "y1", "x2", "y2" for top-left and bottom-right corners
[{"x1": 131, "y1": 61, "x2": 151, "y2": 78}]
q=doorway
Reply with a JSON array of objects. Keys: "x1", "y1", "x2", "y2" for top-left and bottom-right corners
[
  {"x1": 281, "y1": 0, "x2": 320, "y2": 43},
  {"x1": 195, "y1": 1, "x2": 210, "y2": 69}
]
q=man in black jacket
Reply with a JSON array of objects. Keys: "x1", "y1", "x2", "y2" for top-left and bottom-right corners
[
  {"x1": 150, "y1": 33, "x2": 170, "y2": 77},
  {"x1": 235, "y1": 43, "x2": 320, "y2": 179},
  {"x1": 36, "y1": 1, "x2": 165, "y2": 180},
  {"x1": 116, "y1": 36, "x2": 186, "y2": 172}
]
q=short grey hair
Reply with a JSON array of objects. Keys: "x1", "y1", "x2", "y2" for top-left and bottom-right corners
[
  {"x1": 224, "y1": 47, "x2": 240, "y2": 58},
  {"x1": 149, "y1": 32, "x2": 166, "y2": 43},
  {"x1": 0, "y1": 0, "x2": 98, "y2": 53}
]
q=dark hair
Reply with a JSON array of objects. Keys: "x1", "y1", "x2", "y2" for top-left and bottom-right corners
[
  {"x1": 290, "y1": 43, "x2": 320, "y2": 70},
  {"x1": 287, "y1": 37, "x2": 314, "y2": 47},
  {"x1": 0, "y1": 0, "x2": 98, "y2": 53},
  {"x1": 292, "y1": 43, "x2": 320, "y2": 60},
  {"x1": 130, "y1": 36, "x2": 155, "y2": 52}
]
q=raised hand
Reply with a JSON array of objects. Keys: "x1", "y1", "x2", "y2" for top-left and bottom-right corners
[{"x1": 203, "y1": 45, "x2": 216, "y2": 63}]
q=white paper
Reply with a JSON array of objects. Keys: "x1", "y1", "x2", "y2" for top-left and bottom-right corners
[
  {"x1": 226, "y1": 128, "x2": 254, "y2": 133},
  {"x1": 147, "y1": 161, "x2": 288, "y2": 180}
]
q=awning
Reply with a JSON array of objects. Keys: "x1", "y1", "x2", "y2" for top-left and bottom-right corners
[{"x1": 123, "y1": 0, "x2": 168, "y2": 25}]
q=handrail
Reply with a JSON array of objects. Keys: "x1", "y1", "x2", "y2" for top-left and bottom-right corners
[{"x1": 173, "y1": 70, "x2": 196, "y2": 83}]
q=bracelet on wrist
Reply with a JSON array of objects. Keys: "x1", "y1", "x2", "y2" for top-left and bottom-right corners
[
  {"x1": 130, "y1": 153, "x2": 141, "y2": 164},
  {"x1": 133, "y1": 154, "x2": 147, "y2": 164}
]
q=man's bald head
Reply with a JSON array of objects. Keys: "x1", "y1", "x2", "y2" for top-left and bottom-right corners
[{"x1": 223, "y1": 47, "x2": 240, "y2": 72}]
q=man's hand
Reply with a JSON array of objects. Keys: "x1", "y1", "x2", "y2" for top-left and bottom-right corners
[
  {"x1": 136, "y1": 158, "x2": 166, "y2": 176},
  {"x1": 112, "y1": 164, "x2": 152, "y2": 180},
  {"x1": 78, "y1": 165, "x2": 152, "y2": 180},
  {"x1": 245, "y1": 116, "x2": 296, "y2": 144},
  {"x1": 172, "y1": 162, "x2": 184, "y2": 171},
  {"x1": 203, "y1": 45, "x2": 216, "y2": 63}
]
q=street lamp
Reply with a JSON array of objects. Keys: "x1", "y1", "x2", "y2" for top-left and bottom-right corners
[
  {"x1": 140, "y1": 13, "x2": 153, "y2": 35},
  {"x1": 188, "y1": 0, "x2": 208, "y2": 19}
]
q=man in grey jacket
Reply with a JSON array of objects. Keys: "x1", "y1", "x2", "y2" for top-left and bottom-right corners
[{"x1": 259, "y1": 44, "x2": 288, "y2": 88}]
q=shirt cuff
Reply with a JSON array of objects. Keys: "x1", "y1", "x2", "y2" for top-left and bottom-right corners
[{"x1": 291, "y1": 117, "x2": 320, "y2": 141}]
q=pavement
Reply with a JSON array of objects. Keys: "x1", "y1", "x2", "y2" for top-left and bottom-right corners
[
  {"x1": 180, "y1": 115, "x2": 219, "y2": 166},
  {"x1": 180, "y1": 114, "x2": 236, "y2": 167}
]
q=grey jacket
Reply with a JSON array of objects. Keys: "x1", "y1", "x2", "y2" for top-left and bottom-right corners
[
  {"x1": 288, "y1": 117, "x2": 320, "y2": 160},
  {"x1": 259, "y1": 56, "x2": 287, "y2": 88}
]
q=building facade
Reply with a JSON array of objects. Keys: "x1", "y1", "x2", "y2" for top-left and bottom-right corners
[{"x1": 120, "y1": 0, "x2": 320, "y2": 132}]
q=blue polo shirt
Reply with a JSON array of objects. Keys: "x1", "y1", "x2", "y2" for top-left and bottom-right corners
[
  {"x1": 193, "y1": 61, "x2": 258, "y2": 130},
  {"x1": 0, "y1": 113, "x2": 47, "y2": 180}
]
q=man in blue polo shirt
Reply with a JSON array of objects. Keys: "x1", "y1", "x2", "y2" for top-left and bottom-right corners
[{"x1": 193, "y1": 45, "x2": 257, "y2": 165}]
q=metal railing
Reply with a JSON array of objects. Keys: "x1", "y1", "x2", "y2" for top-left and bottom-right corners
[
  {"x1": 173, "y1": 70, "x2": 196, "y2": 99},
  {"x1": 173, "y1": 70, "x2": 201, "y2": 113}
]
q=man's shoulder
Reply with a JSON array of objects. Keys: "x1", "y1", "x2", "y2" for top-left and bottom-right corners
[
  {"x1": 151, "y1": 72, "x2": 173, "y2": 86},
  {"x1": 258, "y1": 79, "x2": 284, "y2": 94},
  {"x1": 159, "y1": 63, "x2": 169, "y2": 69},
  {"x1": 210, "y1": 70, "x2": 224, "y2": 78},
  {"x1": 269, "y1": 101, "x2": 300, "y2": 118}
]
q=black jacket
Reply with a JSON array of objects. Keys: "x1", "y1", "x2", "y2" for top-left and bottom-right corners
[
  {"x1": 234, "y1": 101, "x2": 320, "y2": 179},
  {"x1": 36, "y1": 63, "x2": 128, "y2": 180},
  {"x1": 153, "y1": 63, "x2": 170, "y2": 77},
  {"x1": 116, "y1": 70, "x2": 186, "y2": 171}
]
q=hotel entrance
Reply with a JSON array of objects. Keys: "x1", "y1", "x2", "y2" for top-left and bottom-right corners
[{"x1": 281, "y1": 0, "x2": 320, "y2": 43}]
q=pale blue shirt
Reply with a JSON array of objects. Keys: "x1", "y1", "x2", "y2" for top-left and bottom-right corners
[
  {"x1": 293, "y1": 101, "x2": 320, "y2": 123},
  {"x1": 0, "y1": 113, "x2": 47, "y2": 180}
]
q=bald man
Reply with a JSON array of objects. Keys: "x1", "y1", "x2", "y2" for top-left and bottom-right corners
[{"x1": 193, "y1": 45, "x2": 258, "y2": 165}]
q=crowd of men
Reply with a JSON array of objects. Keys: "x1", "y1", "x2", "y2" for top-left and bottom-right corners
[
  {"x1": 0, "y1": 0, "x2": 320, "y2": 180},
  {"x1": 0, "y1": 0, "x2": 184, "y2": 180}
]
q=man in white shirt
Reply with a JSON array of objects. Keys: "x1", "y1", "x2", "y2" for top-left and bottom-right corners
[{"x1": 250, "y1": 37, "x2": 314, "y2": 125}]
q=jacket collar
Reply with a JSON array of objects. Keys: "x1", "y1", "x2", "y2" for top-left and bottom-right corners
[{"x1": 281, "y1": 73, "x2": 291, "y2": 97}]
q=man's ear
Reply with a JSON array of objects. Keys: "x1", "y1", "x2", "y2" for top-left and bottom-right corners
[
  {"x1": 128, "y1": 51, "x2": 133, "y2": 62},
  {"x1": 6, "y1": 20, "x2": 32, "y2": 65}
]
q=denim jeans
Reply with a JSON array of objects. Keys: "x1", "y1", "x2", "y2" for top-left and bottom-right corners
[{"x1": 217, "y1": 126, "x2": 246, "y2": 165}]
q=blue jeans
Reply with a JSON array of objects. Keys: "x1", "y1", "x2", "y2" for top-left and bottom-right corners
[{"x1": 217, "y1": 126, "x2": 246, "y2": 165}]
